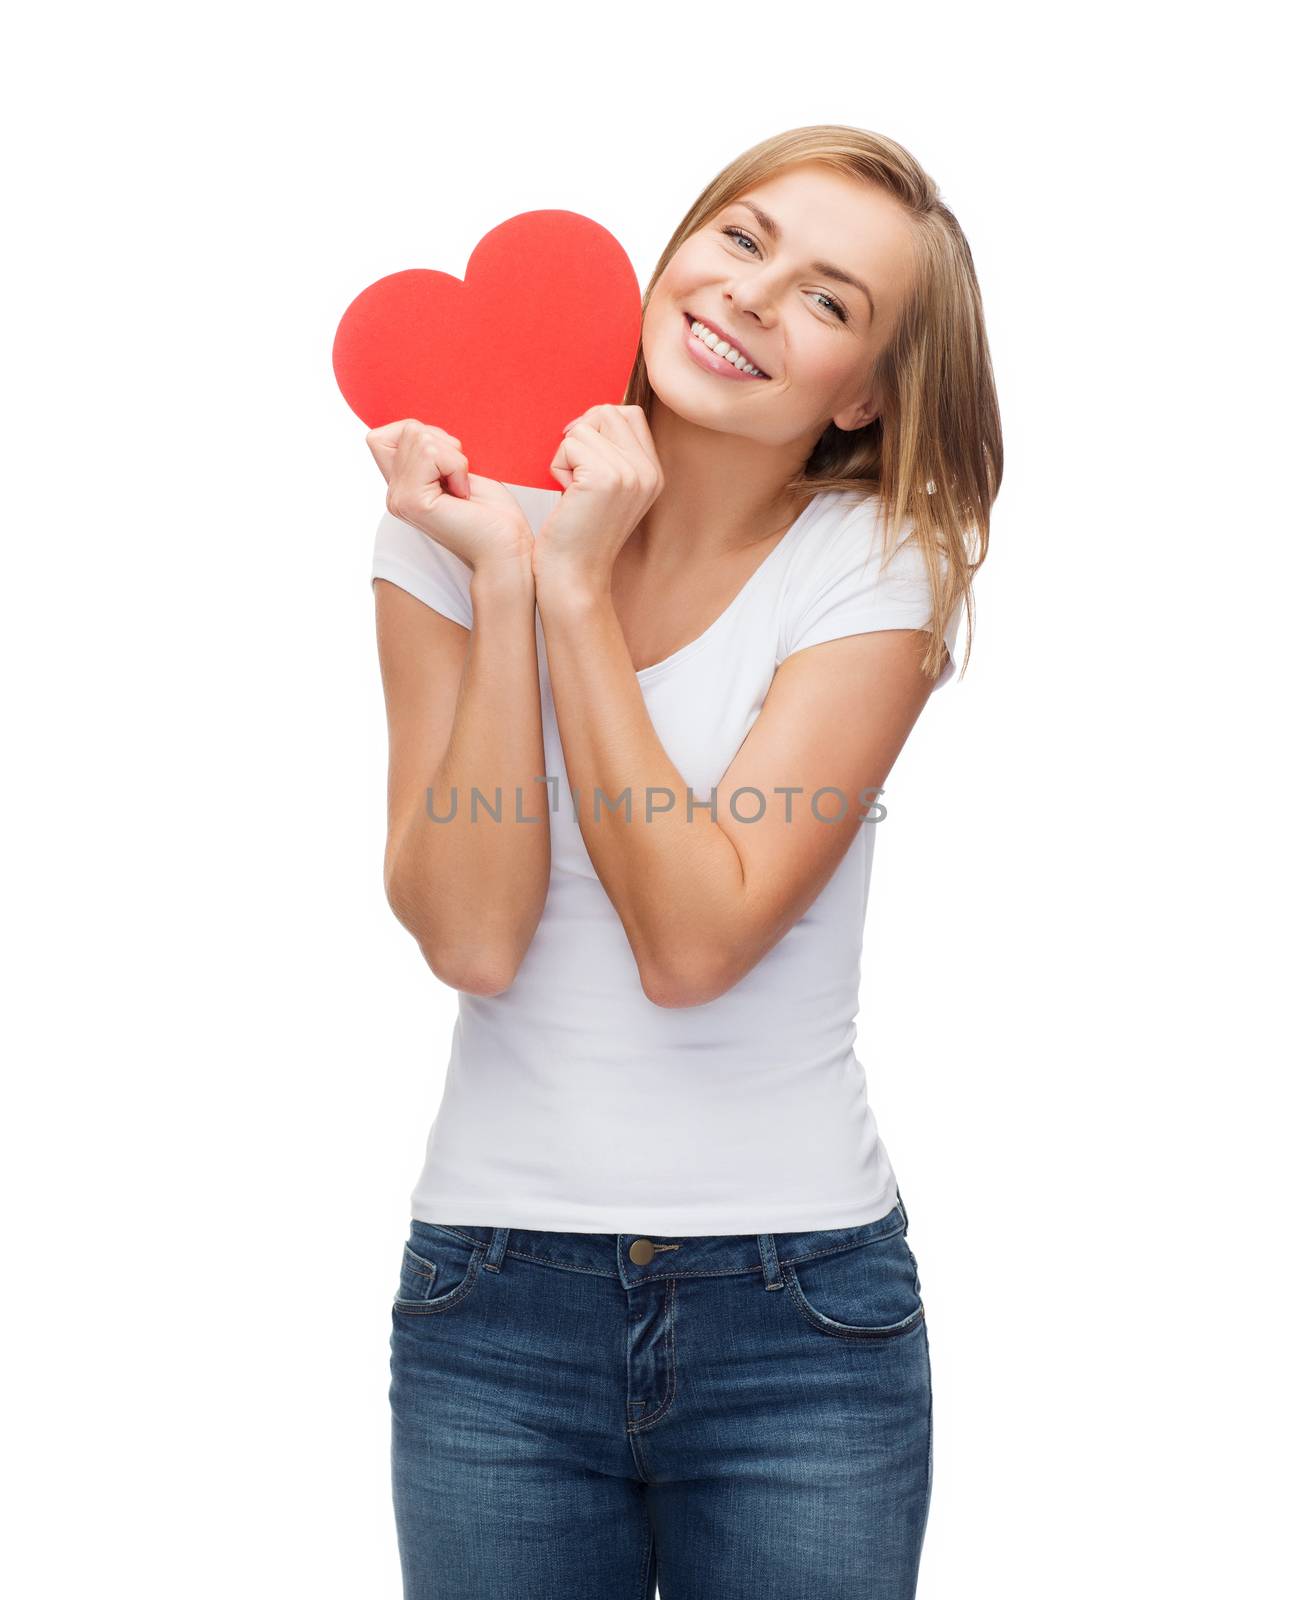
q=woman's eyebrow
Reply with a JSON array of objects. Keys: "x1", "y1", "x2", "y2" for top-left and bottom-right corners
[{"x1": 734, "y1": 199, "x2": 876, "y2": 318}]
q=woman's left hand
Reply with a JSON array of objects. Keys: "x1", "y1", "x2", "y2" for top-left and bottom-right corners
[{"x1": 533, "y1": 404, "x2": 664, "y2": 592}]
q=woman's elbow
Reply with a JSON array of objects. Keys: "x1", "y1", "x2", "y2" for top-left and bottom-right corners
[
  {"x1": 638, "y1": 947, "x2": 737, "y2": 1009},
  {"x1": 385, "y1": 873, "x2": 522, "y2": 996},
  {"x1": 418, "y1": 939, "x2": 521, "y2": 997}
]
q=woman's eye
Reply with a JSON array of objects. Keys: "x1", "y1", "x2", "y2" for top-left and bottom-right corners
[
  {"x1": 722, "y1": 225, "x2": 759, "y2": 254},
  {"x1": 812, "y1": 291, "x2": 850, "y2": 323},
  {"x1": 720, "y1": 227, "x2": 850, "y2": 323}
]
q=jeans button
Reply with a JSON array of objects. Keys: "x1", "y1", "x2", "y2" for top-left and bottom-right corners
[{"x1": 629, "y1": 1238, "x2": 654, "y2": 1265}]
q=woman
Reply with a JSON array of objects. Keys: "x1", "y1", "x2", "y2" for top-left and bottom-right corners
[{"x1": 367, "y1": 124, "x2": 1000, "y2": 1600}]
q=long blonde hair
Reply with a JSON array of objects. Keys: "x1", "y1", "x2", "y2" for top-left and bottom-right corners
[{"x1": 623, "y1": 125, "x2": 1001, "y2": 683}]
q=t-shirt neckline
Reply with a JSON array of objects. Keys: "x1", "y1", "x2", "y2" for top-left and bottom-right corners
[{"x1": 633, "y1": 494, "x2": 823, "y2": 685}]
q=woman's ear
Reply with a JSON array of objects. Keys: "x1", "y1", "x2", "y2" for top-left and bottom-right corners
[{"x1": 830, "y1": 379, "x2": 882, "y2": 434}]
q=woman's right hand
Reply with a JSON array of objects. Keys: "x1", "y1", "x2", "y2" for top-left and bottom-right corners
[{"x1": 365, "y1": 419, "x2": 533, "y2": 570}]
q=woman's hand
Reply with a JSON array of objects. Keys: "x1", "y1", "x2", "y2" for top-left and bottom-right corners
[
  {"x1": 365, "y1": 419, "x2": 533, "y2": 571},
  {"x1": 534, "y1": 404, "x2": 664, "y2": 592}
]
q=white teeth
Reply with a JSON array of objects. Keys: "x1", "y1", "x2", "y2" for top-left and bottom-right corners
[{"x1": 690, "y1": 319, "x2": 765, "y2": 377}]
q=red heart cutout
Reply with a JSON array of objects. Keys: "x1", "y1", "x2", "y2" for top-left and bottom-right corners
[{"x1": 333, "y1": 210, "x2": 643, "y2": 490}]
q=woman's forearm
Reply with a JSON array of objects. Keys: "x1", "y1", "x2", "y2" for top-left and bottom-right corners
[
  {"x1": 388, "y1": 554, "x2": 550, "y2": 994},
  {"x1": 535, "y1": 576, "x2": 748, "y2": 1006}
]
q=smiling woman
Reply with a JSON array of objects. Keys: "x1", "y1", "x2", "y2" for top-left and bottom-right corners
[
  {"x1": 625, "y1": 131, "x2": 999, "y2": 689},
  {"x1": 370, "y1": 123, "x2": 1001, "y2": 1600}
]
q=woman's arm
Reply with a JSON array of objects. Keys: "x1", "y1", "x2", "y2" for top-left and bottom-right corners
[
  {"x1": 374, "y1": 548, "x2": 549, "y2": 996},
  {"x1": 536, "y1": 574, "x2": 935, "y2": 1008}
]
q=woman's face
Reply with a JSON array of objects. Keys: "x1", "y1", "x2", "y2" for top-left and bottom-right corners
[{"x1": 642, "y1": 163, "x2": 918, "y2": 447}]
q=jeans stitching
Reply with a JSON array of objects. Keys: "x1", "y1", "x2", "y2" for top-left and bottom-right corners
[
  {"x1": 924, "y1": 1317, "x2": 935, "y2": 1505},
  {"x1": 401, "y1": 1244, "x2": 439, "y2": 1287},
  {"x1": 421, "y1": 1223, "x2": 906, "y2": 1280},
  {"x1": 779, "y1": 1259, "x2": 926, "y2": 1342},
  {"x1": 635, "y1": 1503, "x2": 654, "y2": 1598},
  {"x1": 393, "y1": 1245, "x2": 487, "y2": 1316},
  {"x1": 627, "y1": 1278, "x2": 678, "y2": 1432}
]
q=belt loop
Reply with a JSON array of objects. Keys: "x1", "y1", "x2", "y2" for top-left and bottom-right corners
[
  {"x1": 896, "y1": 1188, "x2": 910, "y2": 1234},
  {"x1": 483, "y1": 1228, "x2": 510, "y2": 1272},
  {"x1": 757, "y1": 1233, "x2": 784, "y2": 1290}
]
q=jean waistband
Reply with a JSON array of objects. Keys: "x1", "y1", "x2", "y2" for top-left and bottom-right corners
[{"x1": 412, "y1": 1191, "x2": 908, "y2": 1290}]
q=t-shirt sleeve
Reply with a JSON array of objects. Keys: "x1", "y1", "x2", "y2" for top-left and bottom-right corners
[
  {"x1": 780, "y1": 502, "x2": 962, "y2": 691},
  {"x1": 369, "y1": 482, "x2": 558, "y2": 630},
  {"x1": 370, "y1": 509, "x2": 475, "y2": 629}
]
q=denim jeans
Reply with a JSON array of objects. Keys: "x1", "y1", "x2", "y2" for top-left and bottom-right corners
[{"x1": 389, "y1": 1193, "x2": 932, "y2": 1598}]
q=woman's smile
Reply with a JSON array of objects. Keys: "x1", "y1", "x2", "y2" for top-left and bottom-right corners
[{"x1": 681, "y1": 311, "x2": 772, "y2": 381}]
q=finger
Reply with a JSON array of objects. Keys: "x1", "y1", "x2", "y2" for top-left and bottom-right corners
[
  {"x1": 547, "y1": 434, "x2": 575, "y2": 490},
  {"x1": 370, "y1": 418, "x2": 461, "y2": 449},
  {"x1": 364, "y1": 421, "x2": 410, "y2": 483},
  {"x1": 583, "y1": 407, "x2": 659, "y2": 487},
  {"x1": 560, "y1": 420, "x2": 634, "y2": 484},
  {"x1": 364, "y1": 433, "x2": 394, "y2": 482},
  {"x1": 581, "y1": 418, "x2": 657, "y2": 495},
  {"x1": 379, "y1": 420, "x2": 426, "y2": 493},
  {"x1": 619, "y1": 405, "x2": 660, "y2": 466},
  {"x1": 393, "y1": 425, "x2": 471, "y2": 505},
  {"x1": 366, "y1": 418, "x2": 422, "y2": 456},
  {"x1": 588, "y1": 404, "x2": 645, "y2": 458}
]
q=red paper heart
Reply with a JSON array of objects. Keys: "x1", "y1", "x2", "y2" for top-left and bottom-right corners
[{"x1": 333, "y1": 210, "x2": 644, "y2": 490}]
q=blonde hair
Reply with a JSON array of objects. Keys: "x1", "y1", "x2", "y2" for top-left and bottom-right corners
[{"x1": 623, "y1": 125, "x2": 1001, "y2": 684}]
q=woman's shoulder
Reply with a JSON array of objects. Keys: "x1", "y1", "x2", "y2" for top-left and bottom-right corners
[
  {"x1": 797, "y1": 487, "x2": 949, "y2": 580},
  {"x1": 778, "y1": 488, "x2": 956, "y2": 670},
  {"x1": 787, "y1": 487, "x2": 906, "y2": 580}
]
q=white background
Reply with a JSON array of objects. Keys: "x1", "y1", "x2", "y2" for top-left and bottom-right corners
[{"x1": 4, "y1": 1, "x2": 1300, "y2": 1594}]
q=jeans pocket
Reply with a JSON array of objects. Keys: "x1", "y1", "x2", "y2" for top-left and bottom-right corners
[
  {"x1": 781, "y1": 1221, "x2": 925, "y2": 1342},
  {"x1": 393, "y1": 1223, "x2": 487, "y2": 1317}
]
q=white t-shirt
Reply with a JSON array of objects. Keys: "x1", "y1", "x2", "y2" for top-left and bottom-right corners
[{"x1": 371, "y1": 483, "x2": 961, "y2": 1236}]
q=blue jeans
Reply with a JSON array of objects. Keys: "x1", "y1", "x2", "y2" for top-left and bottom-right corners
[{"x1": 389, "y1": 1194, "x2": 932, "y2": 1598}]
